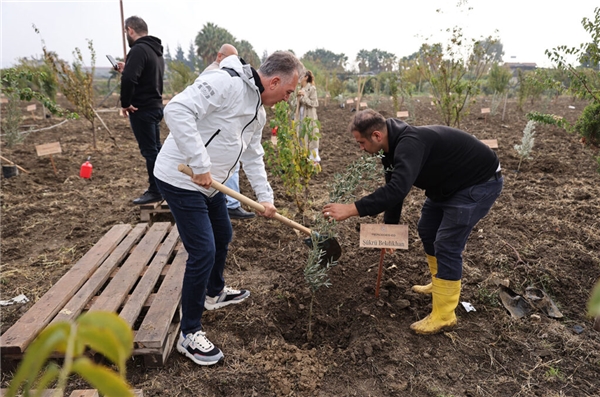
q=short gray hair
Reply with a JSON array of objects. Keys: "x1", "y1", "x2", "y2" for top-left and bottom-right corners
[
  {"x1": 125, "y1": 16, "x2": 148, "y2": 35},
  {"x1": 259, "y1": 51, "x2": 304, "y2": 84}
]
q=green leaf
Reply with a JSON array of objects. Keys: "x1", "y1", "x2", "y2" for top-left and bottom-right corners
[
  {"x1": 6, "y1": 322, "x2": 70, "y2": 396},
  {"x1": 30, "y1": 363, "x2": 61, "y2": 397},
  {"x1": 77, "y1": 325, "x2": 126, "y2": 370},
  {"x1": 76, "y1": 311, "x2": 133, "y2": 371},
  {"x1": 77, "y1": 312, "x2": 133, "y2": 350},
  {"x1": 72, "y1": 357, "x2": 135, "y2": 397},
  {"x1": 588, "y1": 280, "x2": 600, "y2": 317}
]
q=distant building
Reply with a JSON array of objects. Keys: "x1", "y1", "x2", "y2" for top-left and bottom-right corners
[{"x1": 503, "y1": 62, "x2": 537, "y2": 75}]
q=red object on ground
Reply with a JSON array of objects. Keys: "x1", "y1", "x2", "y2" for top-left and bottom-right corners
[
  {"x1": 80, "y1": 160, "x2": 93, "y2": 179},
  {"x1": 272, "y1": 126, "x2": 278, "y2": 135}
]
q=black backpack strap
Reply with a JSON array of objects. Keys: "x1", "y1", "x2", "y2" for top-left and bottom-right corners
[
  {"x1": 221, "y1": 67, "x2": 240, "y2": 78},
  {"x1": 221, "y1": 63, "x2": 263, "y2": 93}
]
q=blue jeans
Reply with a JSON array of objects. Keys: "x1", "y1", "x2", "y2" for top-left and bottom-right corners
[
  {"x1": 155, "y1": 178, "x2": 232, "y2": 335},
  {"x1": 417, "y1": 177, "x2": 503, "y2": 280},
  {"x1": 225, "y1": 164, "x2": 241, "y2": 209},
  {"x1": 129, "y1": 108, "x2": 163, "y2": 195}
]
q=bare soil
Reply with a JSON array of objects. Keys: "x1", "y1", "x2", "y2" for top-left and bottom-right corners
[{"x1": 1, "y1": 93, "x2": 600, "y2": 397}]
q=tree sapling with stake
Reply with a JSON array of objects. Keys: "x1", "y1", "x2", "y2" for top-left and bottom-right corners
[{"x1": 303, "y1": 153, "x2": 383, "y2": 340}]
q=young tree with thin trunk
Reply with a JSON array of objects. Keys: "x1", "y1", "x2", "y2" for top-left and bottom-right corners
[
  {"x1": 417, "y1": 27, "x2": 500, "y2": 128},
  {"x1": 35, "y1": 25, "x2": 107, "y2": 149}
]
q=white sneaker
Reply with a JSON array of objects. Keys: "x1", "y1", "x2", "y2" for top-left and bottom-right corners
[
  {"x1": 309, "y1": 149, "x2": 321, "y2": 163},
  {"x1": 176, "y1": 330, "x2": 223, "y2": 366},
  {"x1": 204, "y1": 286, "x2": 250, "y2": 311}
]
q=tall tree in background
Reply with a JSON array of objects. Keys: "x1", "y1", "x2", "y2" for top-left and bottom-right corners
[
  {"x1": 379, "y1": 51, "x2": 397, "y2": 73},
  {"x1": 186, "y1": 41, "x2": 199, "y2": 71},
  {"x1": 356, "y1": 49, "x2": 396, "y2": 74},
  {"x1": 194, "y1": 23, "x2": 260, "y2": 69},
  {"x1": 476, "y1": 37, "x2": 504, "y2": 64},
  {"x1": 302, "y1": 49, "x2": 347, "y2": 72},
  {"x1": 174, "y1": 44, "x2": 185, "y2": 63},
  {"x1": 195, "y1": 22, "x2": 236, "y2": 69},
  {"x1": 237, "y1": 39, "x2": 260, "y2": 67},
  {"x1": 301, "y1": 49, "x2": 348, "y2": 98},
  {"x1": 166, "y1": 61, "x2": 196, "y2": 94},
  {"x1": 164, "y1": 45, "x2": 172, "y2": 63}
]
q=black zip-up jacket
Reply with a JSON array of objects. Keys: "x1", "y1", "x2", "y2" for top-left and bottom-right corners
[
  {"x1": 120, "y1": 36, "x2": 164, "y2": 109},
  {"x1": 355, "y1": 119, "x2": 500, "y2": 224}
]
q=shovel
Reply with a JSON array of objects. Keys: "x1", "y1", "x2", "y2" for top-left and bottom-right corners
[{"x1": 177, "y1": 164, "x2": 341, "y2": 266}]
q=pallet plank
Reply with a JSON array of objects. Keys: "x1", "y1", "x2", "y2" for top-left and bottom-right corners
[
  {"x1": 135, "y1": 321, "x2": 180, "y2": 368},
  {"x1": 69, "y1": 391, "x2": 99, "y2": 397},
  {"x1": 0, "y1": 224, "x2": 132, "y2": 355},
  {"x1": 140, "y1": 200, "x2": 171, "y2": 223},
  {"x1": 120, "y1": 226, "x2": 179, "y2": 327},
  {"x1": 135, "y1": 243, "x2": 186, "y2": 350},
  {"x1": 52, "y1": 224, "x2": 148, "y2": 323},
  {"x1": 88, "y1": 223, "x2": 171, "y2": 313},
  {"x1": 1, "y1": 223, "x2": 182, "y2": 366}
]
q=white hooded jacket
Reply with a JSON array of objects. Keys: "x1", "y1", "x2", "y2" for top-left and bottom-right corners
[{"x1": 154, "y1": 55, "x2": 273, "y2": 203}]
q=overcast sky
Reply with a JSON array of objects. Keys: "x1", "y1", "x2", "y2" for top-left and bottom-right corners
[{"x1": 1, "y1": 0, "x2": 597, "y2": 70}]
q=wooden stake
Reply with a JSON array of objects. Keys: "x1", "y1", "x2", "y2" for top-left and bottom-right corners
[
  {"x1": 35, "y1": 142, "x2": 62, "y2": 175},
  {"x1": 93, "y1": 108, "x2": 119, "y2": 148},
  {"x1": 49, "y1": 154, "x2": 58, "y2": 176},
  {"x1": 481, "y1": 107, "x2": 491, "y2": 127},
  {"x1": 356, "y1": 76, "x2": 367, "y2": 111},
  {"x1": 120, "y1": 0, "x2": 127, "y2": 61},
  {"x1": 26, "y1": 104, "x2": 37, "y2": 118},
  {"x1": 375, "y1": 248, "x2": 385, "y2": 298}
]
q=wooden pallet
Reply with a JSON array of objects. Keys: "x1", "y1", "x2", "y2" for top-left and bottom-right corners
[
  {"x1": 139, "y1": 200, "x2": 172, "y2": 223},
  {"x1": 0, "y1": 222, "x2": 185, "y2": 368}
]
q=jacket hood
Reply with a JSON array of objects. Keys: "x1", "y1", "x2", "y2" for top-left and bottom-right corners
[
  {"x1": 385, "y1": 118, "x2": 408, "y2": 155},
  {"x1": 219, "y1": 55, "x2": 257, "y2": 84},
  {"x1": 134, "y1": 36, "x2": 163, "y2": 56}
]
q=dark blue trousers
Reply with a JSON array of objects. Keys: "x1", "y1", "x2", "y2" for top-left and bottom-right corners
[
  {"x1": 417, "y1": 177, "x2": 503, "y2": 280},
  {"x1": 129, "y1": 108, "x2": 163, "y2": 195},
  {"x1": 155, "y1": 178, "x2": 232, "y2": 335}
]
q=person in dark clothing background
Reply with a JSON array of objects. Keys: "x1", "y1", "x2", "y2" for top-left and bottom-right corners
[
  {"x1": 322, "y1": 109, "x2": 503, "y2": 335},
  {"x1": 117, "y1": 15, "x2": 165, "y2": 205}
]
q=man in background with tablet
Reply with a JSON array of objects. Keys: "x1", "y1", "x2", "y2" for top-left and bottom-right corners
[{"x1": 117, "y1": 15, "x2": 165, "y2": 205}]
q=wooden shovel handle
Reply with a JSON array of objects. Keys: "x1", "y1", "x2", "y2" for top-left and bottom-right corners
[
  {"x1": 177, "y1": 164, "x2": 312, "y2": 236},
  {"x1": 0, "y1": 155, "x2": 30, "y2": 174}
]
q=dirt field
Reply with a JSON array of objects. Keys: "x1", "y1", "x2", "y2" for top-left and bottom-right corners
[{"x1": 1, "y1": 93, "x2": 599, "y2": 397}]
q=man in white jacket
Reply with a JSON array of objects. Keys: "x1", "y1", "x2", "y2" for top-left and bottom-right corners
[
  {"x1": 154, "y1": 51, "x2": 303, "y2": 366},
  {"x1": 203, "y1": 43, "x2": 256, "y2": 220}
]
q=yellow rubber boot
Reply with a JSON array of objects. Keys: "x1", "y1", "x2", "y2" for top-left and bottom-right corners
[
  {"x1": 410, "y1": 278, "x2": 461, "y2": 335},
  {"x1": 411, "y1": 255, "x2": 437, "y2": 294}
]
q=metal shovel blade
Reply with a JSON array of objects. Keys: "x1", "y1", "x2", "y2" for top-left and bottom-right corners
[
  {"x1": 177, "y1": 164, "x2": 343, "y2": 265},
  {"x1": 304, "y1": 234, "x2": 342, "y2": 267}
]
